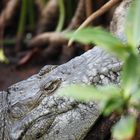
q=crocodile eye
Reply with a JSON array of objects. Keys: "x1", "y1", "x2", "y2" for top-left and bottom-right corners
[
  {"x1": 44, "y1": 80, "x2": 61, "y2": 93},
  {"x1": 45, "y1": 83, "x2": 54, "y2": 91}
]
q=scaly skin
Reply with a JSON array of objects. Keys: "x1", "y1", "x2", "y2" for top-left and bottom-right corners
[{"x1": 0, "y1": 47, "x2": 122, "y2": 140}]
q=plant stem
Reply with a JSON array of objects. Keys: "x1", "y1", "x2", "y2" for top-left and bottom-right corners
[
  {"x1": 27, "y1": 0, "x2": 35, "y2": 31},
  {"x1": 56, "y1": 0, "x2": 65, "y2": 32},
  {"x1": 68, "y1": 0, "x2": 122, "y2": 46},
  {"x1": 17, "y1": 0, "x2": 27, "y2": 36}
]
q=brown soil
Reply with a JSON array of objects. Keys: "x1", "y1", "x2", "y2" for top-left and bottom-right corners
[{"x1": 0, "y1": 63, "x2": 42, "y2": 90}]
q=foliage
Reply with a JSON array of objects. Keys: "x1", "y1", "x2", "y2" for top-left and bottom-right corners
[
  {"x1": 112, "y1": 115, "x2": 136, "y2": 140},
  {"x1": 59, "y1": 0, "x2": 140, "y2": 139}
]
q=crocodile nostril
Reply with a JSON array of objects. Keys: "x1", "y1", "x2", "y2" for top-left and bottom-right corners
[{"x1": 36, "y1": 132, "x2": 42, "y2": 139}]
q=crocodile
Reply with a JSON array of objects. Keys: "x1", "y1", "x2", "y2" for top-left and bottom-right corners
[{"x1": 0, "y1": 0, "x2": 131, "y2": 139}]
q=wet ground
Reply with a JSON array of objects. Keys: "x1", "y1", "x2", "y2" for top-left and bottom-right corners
[{"x1": 0, "y1": 63, "x2": 42, "y2": 90}]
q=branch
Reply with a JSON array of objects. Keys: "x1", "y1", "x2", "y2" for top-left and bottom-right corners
[
  {"x1": 28, "y1": 32, "x2": 67, "y2": 48},
  {"x1": 68, "y1": 0, "x2": 122, "y2": 46},
  {"x1": 0, "y1": 0, "x2": 19, "y2": 47},
  {"x1": 67, "y1": 0, "x2": 86, "y2": 30},
  {"x1": 36, "y1": 0, "x2": 59, "y2": 33}
]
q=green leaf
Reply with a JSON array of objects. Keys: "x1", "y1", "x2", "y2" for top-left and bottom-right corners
[
  {"x1": 125, "y1": 0, "x2": 140, "y2": 48},
  {"x1": 130, "y1": 90, "x2": 140, "y2": 110},
  {"x1": 64, "y1": 27, "x2": 128, "y2": 60},
  {"x1": 130, "y1": 90, "x2": 140, "y2": 103},
  {"x1": 102, "y1": 97, "x2": 124, "y2": 116},
  {"x1": 59, "y1": 85, "x2": 125, "y2": 116},
  {"x1": 58, "y1": 84, "x2": 120, "y2": 102},
  {"x1": 122, "y1": 54, "x2": 139, "y2": 97},
  {"x1": 112, "y1": 115, "x2": 136, "y2": 140}
]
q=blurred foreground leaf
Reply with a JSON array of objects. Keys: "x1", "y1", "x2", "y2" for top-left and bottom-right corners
[
  {"x1": 122, "y1": 54, "x2": 139, "y2": 97},
  {"x1": 58, "y1": 84, "x2": 120, "y2": 102},
  {"x1": 112, "y1": 115, "x2": 136, "y2": 140},
  {"x1": 65, "y1": 27, "x2": 128, "y2": 60},
  {"x1": 125, "y1": 0, "x2": 140, "y2": 48}
]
